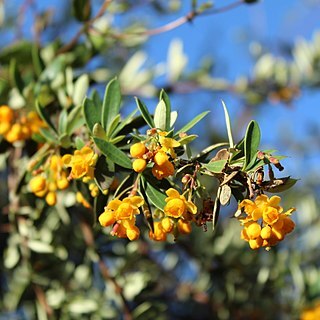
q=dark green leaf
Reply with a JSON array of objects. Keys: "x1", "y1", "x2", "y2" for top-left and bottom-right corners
[
  {"x1": 175, "y1": 111, "x2": 209, "y2": 136},
  {"x1": 9, "y1": 59, "x2": 25, "y2": 95},
  {"x1": 32, "y1": 44, "x2": 45, "y2": 77},
  {"x1": 83, "y1": 97, "x2": 101, "y2": 132},
  {"x1": 263, "y1": 178, "x2": 298, "y2": 193},
  {"x1": 35, "y1": 100, "x2": 58, "y2": 134},
  {"x1": 94, "y1": 138, "x2": 132, "y2": 169},
  {"x1": 202, "y1": 160, "x2": 227, "y2": 173},
  {"x1": 139, "y1": 181, "x2": 154, "y2": 232},
  {"x1": 135, "y1": 97, "x2": 155, "y2": 128},
  {"x1": 142, "y1": 177, "x2": 166, "y2": 211},
  {"x1": 112, "y1": 109, "x2": 138, "y2": 137},
  {"x1": 94, "y1": 156, "x2": 115, "y2": 193},
  {"x1": 244, "y1": 120, "x2": 261, "y2": 170},
  {"x1": 102, "y1": 78, "x2": 121, "y2": 134},
  {"x1": 67, "y1": 104, "x2": 85, "y2": 135}
]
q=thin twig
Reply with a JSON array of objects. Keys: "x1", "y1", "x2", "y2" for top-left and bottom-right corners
[
  {"x1": 58, "y1": 0, "x2": 246, "y2": 53},
  {"x1": 57, "y1": 0, "x2": 113, "y2": 54}
]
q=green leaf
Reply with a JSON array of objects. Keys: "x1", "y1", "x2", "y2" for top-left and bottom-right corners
[
  {"x1": 94, "y1": 138, "x2": 132, "y2": 169},
  {"x1": 191, "y1": 142, "x2": 229, "y2": 162},
  {"x1": 263, "y1": 178, "x2": 298, "y2": 193},
  {"x1": 135, "y1": 97, "x2": 155, "y2": 128},
  {"x1": 142, "y1": 177, "x2": 166, "y2": 210},
  {"x1": 39, "y1": 128, "x2": 59, "y2": 143},
  {"x1": 67, "y1": 104, "x2": 84, "y2": 135},
  {"x1": 92, "y1": 123, "x2": 107, "y2": 140},
  {"x1": 221, "y1": 100, "x2": 234, "y2": 148},
  {"x1": 178, "y1": 134, "x2": 197, "y2": 145},
  {"x1": 202, "y1": 160, "x2": 227, "y2": 173},
  {"x1": 154, "y1": 99, "x2": 166, "y2": 131},
  {"x1": 73, "y1": 74, "x2": 89, "y2": 106},
  {"x1": 106, "y1": 114, "x2": 121, "y2": 138},
  {"x1": 32, "y1": 44, "x2": 45, "y2": 77},
  {"x1": 112, "y1": 108, "x2": 138, "y2": 137},
  {"x1": 83, "y1": 97, "x2": 101, "y2": 132},
  {"x1": 159, "y1": 89, "x2": 171, "y2": 131},
  {"x1": 102, "y1": 78, "x2": 121, "y2": 134},
  {"x1": 175, "y1": 111, "x2": 209, "y2": 136},
  {"x1": 58, "y1": 109, "x2": 68, "y2": 135},
  {"x1": 94, "y1": 156, "x2": 115, "y2": 194},
  {"x1": 36, "y1": 100, "x2": 58, "y2": 133},
  {"x1": 28, "y1": 241, "x2": 54, "y2": 253},
  {"x1": 244, "y1": 120, "x2": 261, "y2": 170},
  {"x1": 9, "y1": 59, "x2": 25, "y2": 96},
  {"x1": 75, "y1": 137, "x2": 85, "y2": 149}
]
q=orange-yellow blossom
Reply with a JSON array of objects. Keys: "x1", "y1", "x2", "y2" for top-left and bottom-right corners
[
  {"x1": 62, "y1": 146, "x2": 97, "y2": 180},
  {"x1": 164, "y1": 188, "x2": 197, "y2": 218}
]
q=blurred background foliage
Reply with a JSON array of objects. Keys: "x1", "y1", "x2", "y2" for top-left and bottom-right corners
[{"x1": 0, "y1": 0, "x2": 320, "y2": 319}]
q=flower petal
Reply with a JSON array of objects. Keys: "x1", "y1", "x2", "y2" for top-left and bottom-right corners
[{"x1": 165, "y1": 188, "x2": 180, "y2": 199}]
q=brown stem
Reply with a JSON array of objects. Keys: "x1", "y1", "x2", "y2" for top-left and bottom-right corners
[
  {"x1": 57, "y1": 0, "x2": 113, "y2": 54},
  {"x1": 33, "y1": 284, "x2": 53, "y2": 317}
]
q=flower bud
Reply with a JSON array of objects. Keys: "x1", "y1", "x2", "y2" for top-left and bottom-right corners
[
  {"x1": 132, "y1": 158, "x2": 147, "y2": 173},
  {"x1": 130, "y1": 142, "x2": 146, "y2": 158}
]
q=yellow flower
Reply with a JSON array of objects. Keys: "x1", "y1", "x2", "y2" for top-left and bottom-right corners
[
  {"x1": 152, "y1": 160, "x2": 174, "y2": 180},
  {"x1": 158, "y1": 132, "x2": 180, "y2": 158},
  {"x1": 30, "y1": 176, "x2": 47, "y2": 194},
  {"x1": 177, "y1": 219, "x2": 192, "y2": 234},
  {"x1": 62, "y1": 146, "x2": 97, "y2": 180},
  {"x1": 0, "y1": 105, "x2": 14, "y2": 135},
  {"x1": 99, "y1": 196, "x2": 144, "y2": 240},
  {"x1": 149, "y1": 221, "x2": 167, "y2": 241},
  {"x1": 29, "y1": 154, "x2": 70, "y2": 206},
  {"x1": 238, "y1": 194, "x2": 295, "y2": 250},
  {"x1": 164, "y1": 188, "x2": 197, "y2": 218}
]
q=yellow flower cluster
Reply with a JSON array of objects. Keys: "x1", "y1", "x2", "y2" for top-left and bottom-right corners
[
  {"x1": 99, "y1": 196, "x2": 144, "y2": 241},
  {"x1": 238, "y1": 194, "x2": 295, "y2": 250},
  {"x1": 98, "y1": 188, "x2": 197, "y2": 242},
  {"x1": 300, "y1": 301, "x2": 320, "y2": 320},
  {"x1": 149, "y1": 188, "x2": 197, "y2": 241},
  {"x1": 62, "y1": 146, "x2": 99, "y2": 198},
  {"x1": 130, "y1": 130, "x2": 180, "y2": 180},
  {"x1": 0, "y1": 105, "x2": 46, "y2": 143},
  {"x1": 29, "y1": 155, "x2": 69, "y2": 206}
]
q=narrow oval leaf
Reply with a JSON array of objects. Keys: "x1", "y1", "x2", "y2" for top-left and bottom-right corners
[
  {"x1": 135, "y1": 97, "x2": 155, "y2": 128},
  {"x1": 175, "y1": 111, "x2": 210, "y2": 136},
  {"x1": 202, "y1": 160, "x2": 227, "y2": 173},
  {"x1": 83, "y1": 97, "x2": 101, "y2": 132},
  {"x1": 244, "y1": 120, "x2": 261, "y2": 169},
  {"x1": 73, "y1": 74, "x2": 89, "y2": 106},
  {"x1": 142, "y1": 179, "x2": 166, "y2": 211},
  {"x1": 36, "y1": 100, "x2": 58, "y2": 133},
  {"x1": 154, "y1": 99, "x2": 166, "y2": 130},
  {"x1": 94, "y1": 138, "x2": 132, "y2": 169},
  {"x1": 28, "y1": 241, "x2": 54, "y2": 253},
  {"x1": 159, "y1": 89, "x2": 172, "y2": 131},
  {"x1": 102, "y1": 78, "x2": 121, "y2": 133},
  {"x1": 94, "y1": 156, "x2": 115, "y2": 193},
  {"x1": 221, "y1": 100, "x2": 234, "y2": 148}
]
